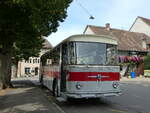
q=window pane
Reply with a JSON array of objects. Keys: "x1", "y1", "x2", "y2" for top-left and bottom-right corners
[
  {"x1": 25, "y1": 67, "x2": 30, "y2": 74},
  {"x1": 106, "y1": 45, "x2": 117, "y2": 65},
  {"x1": 69, "y1": 42, "x2": 76, "y2": 64},
  {"x1": 76, "y1": 42, "x2": 106, "y2": 65},
  {"x1": 62, "y1": 43, "x2": 68, "y2": 64}
]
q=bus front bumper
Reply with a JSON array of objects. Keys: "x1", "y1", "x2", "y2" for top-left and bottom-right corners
[{"x1": 66, "y1": 91, "x2": 122, "y2": 99}]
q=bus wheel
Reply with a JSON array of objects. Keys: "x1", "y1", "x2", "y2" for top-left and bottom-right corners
[{"x1": 52, "y1": 79, "x2": 59, "y2": 97}]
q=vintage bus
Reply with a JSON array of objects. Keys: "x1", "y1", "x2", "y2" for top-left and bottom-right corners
[{"x1": 40, "y1": 34, "x2": 121, "y2": 99}]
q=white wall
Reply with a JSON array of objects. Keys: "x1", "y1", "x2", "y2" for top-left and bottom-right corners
[
  {"x1": 130, "y1": 18, "x2": 150, "y2": 36},
  {"x1": 84, "y1": 27, "x2": 94, "y2": 34},
  {"x1": 17, "y1": 48, "x2": 50, "y2": 77},
  {"x1": 17, "y1": 58, "x2": 40, "y2": 77},
  {"x1": 118, "y1": 51, "x2": 129, "y2": 56}
]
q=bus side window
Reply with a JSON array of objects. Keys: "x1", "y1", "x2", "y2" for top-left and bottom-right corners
[
  {"x1": 52, "y1": 47, "x2": 60, "y2": 65},
  {"x1": 62, "y1": 43, "x2": 68, "y2": 64},
  {"x1": 69, "y1": 42, "x2": 76, "y2": 64}
]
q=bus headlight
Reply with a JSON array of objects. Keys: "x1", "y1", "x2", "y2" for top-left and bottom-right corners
[
  {"x1": 76, "y1": 83, "x2": 82, "y2": 90},
  {"x1": 112, "y1": 82, "x2": 119, "y2": 89}
]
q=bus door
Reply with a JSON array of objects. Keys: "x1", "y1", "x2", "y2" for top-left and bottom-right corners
[{"x1": 60, "y1": 43, "x2": 68, "y2": 92}]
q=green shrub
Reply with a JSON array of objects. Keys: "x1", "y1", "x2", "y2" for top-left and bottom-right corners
[{"x1": 144, "y1": 54, "x2": 150, "y2": 70}]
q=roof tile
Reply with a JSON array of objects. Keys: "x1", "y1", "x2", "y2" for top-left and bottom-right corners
[{"x1": 87, "y1": 25, "x2": 150, "y2": 52}]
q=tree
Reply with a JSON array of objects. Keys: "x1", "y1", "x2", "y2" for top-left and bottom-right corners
[
  {"x1": 12, "y1": 36, "x2": 44, "y2": 78},
  {"x1": 144, "y1": 54, "x2": 150, "y2": 70},
  {"x1": 0, "y1": 0, "x2": 72, "y2": 89}
]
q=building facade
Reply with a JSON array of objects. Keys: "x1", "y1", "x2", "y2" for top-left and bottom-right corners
[
  {"x1": 130, "y1": 16, "x2": 150, "y2": 37},
  {"x1": 15, "y1": 39, "x2": 52, "y2": 77},
  {"x1": 129, "y1": 16, "x2": 150, "y2": 49},
  {"x1": 83, "y1": 24, "x2": 150, "y2": 76}
]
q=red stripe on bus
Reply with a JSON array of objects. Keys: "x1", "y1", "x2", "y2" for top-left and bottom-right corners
[
  {"x1": 68, "y1": 72, "x2": 120, "y2": 81},
  {"x1": 43, "y1": 71, "x2": 60, "y2": 78}
]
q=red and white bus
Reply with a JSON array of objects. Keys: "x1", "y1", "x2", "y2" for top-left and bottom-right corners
[{"x1": 40, "y1": 34, "x2": 121, "y2": 99}]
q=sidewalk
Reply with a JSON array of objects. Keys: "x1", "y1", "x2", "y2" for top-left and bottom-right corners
[
  {"x1": 0, "y1": 77, "x2": 64, "y2": 113},
  {"x1": 121, "y1": 77, "x2": 150, "y2": 82}
]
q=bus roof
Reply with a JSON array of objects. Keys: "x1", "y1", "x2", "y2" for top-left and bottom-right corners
[
  {"x1": 61, "y1": 34, "x2": 117, "y2": 45},
  {"x1": 41, "y1": 34, "x2": 117, "y2": 59}
]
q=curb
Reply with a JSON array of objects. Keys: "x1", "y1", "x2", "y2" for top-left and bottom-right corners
[
  {"x1": 120, "y1": 77, "x2": 150, "y2": 82},
  {"x1": 29, "y1": 78, "x2": 66, "y2": 113}
]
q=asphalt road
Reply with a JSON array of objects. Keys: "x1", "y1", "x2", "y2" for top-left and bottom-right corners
[
  {"x1": 3, "y1": 77, "x2": 149, "y2": 113},
  {"x1": 52, "y1": 81, "x2": 150, "y2": 113}
]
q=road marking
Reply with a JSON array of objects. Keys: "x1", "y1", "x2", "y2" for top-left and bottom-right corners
[
  {"x1": 52, "y1": 101, "x2": 66, "y2": 113},
  {"x1": 111, "y1": 109, "x2": 128, "y2": 113},
  {"x1": 143, "y1": 84, "x2": 149, "y2": 87},
  {"x1": 47, "y1": 96, "x2": 66, "y2": 113}
]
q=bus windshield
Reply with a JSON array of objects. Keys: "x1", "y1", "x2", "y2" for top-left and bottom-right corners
[{"x1": 69, "y1": 42, "x2": 117, "y2": 65}]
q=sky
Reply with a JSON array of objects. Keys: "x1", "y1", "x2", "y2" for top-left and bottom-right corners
[{"x1": 47, "y1": 0, "x2": 150, "y2": 46}]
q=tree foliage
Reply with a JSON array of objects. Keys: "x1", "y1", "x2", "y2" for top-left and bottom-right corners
[
  {"x1": 0, "y1": 0, "x2": 72, "y2": 46},
  {"x1": 0, "y1": 0, "x2": 72, "y2": 88},
  {"x1": 12, "y1": 37, "x2": 44, "y2": 62},
  {"x1": 144, "y1": 54, "x2": 150, "y2": 70}
]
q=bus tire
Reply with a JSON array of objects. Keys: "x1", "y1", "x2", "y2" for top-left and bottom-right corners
[{"x1": 52, "y1": 79, "x2": 59, "y2": 97}]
